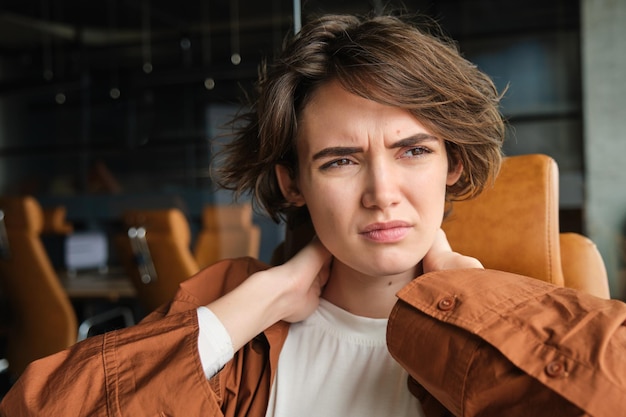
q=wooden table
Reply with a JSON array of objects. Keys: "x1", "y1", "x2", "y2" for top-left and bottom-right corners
[{"x1": 59, "y1": 269, "x2": 136, "y2": 301}]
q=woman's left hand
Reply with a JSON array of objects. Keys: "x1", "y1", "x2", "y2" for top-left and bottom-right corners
[{"x1": 422, "y1": 229, "x2": 483, "y2": 273}]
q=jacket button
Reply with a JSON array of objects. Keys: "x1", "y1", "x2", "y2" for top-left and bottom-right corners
[
  {"x1": 437, "y1": 296, "x2": 456, "y2": 311},
  {"x1": 545, "y1": 360, "x2": 568, "y2": 378}
]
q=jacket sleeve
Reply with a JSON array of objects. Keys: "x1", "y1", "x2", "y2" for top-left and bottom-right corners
[
  {"x1": 0, "y1": 308, "x2": 223, "y2": 417},
  {"x1": 0, "y1": 258, "x2": 269, "y2": 417},
  {"x1": 387, "y1": 268, "x2": 626, "y2": 417}
]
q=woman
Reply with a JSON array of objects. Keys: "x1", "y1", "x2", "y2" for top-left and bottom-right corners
[
  {"x1": 207, "y1": 13, "x2": 500, "y2": 413},
  {"x1": 207, "y1": 13, "x2": 499, "y2": 413},
  {"x1": 1, "y1": 13, "x2": 624, "y2": 417}
]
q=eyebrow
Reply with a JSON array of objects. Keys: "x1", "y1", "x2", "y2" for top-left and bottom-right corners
[{"x1": 311, "y1": 133, "x2": 439, "y2": 161}]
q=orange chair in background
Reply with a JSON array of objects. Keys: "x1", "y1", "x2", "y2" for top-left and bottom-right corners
[
  {"x1": 0, "y1": 196, "x2": 76, "y2": 378},
  {"x1": 193, "y1": 203, "x2": 261, "y2": 269},
  {"x1": 116, "y1": 208, "x2": 199, "y2": 314},
  {"x1": 42, "y1": 206, "x2": 74, "y2": 235},
  {"x1": 0, "y1": 196, "x2": 133, "y2": 379}
]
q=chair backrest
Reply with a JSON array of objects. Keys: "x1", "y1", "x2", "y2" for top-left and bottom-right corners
[
  {"x1": 442, "y1": 153, "x2": 610, "y2": 298},
  {"x1": 442, "y1": 154, "x2": 564, "y2": 285},
  {"x1": 116, "y1": 208, "x2": 199, "y2": 313},
  {"x1": 193, "y1": 203, "x2": 261, "y2": 269},
  {"x1": 0, "y1": 196, "x2": 77, "y2": 377}
]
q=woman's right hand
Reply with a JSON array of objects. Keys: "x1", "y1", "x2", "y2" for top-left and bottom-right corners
[
  {"x1": 271, "y1": 237, "x2": 333, "y2": 322},
  {"x1": 206, "y1": 238, "x2": 332, "y2": 351}
]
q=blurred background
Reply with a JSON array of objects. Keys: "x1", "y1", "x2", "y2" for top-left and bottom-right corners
[{"x1": 0, "y1": 0, "x2": 624, "y2": 298}]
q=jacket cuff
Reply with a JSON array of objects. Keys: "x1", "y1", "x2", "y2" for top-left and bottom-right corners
[{"x1": 387, "y1": 268, "x2": 626, "y2": 417}]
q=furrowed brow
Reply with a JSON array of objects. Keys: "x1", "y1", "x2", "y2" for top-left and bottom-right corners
[
  {"x1": 311, "y1": 134, "x2": 438, "y2": 160},
  {"x1": 390, "y1": 133, "x2": 439, "y2": 148},
  {"x1": 312, "y1": 146, "x2": 363, "y2": 161}
]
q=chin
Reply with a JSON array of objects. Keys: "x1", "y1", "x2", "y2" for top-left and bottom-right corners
[
  {"x1": 331, "y1": 241, "x2": 427, "y2": 277},
  {"x1": 354, "y1": 255, "x2": 423, "y2": 278}
]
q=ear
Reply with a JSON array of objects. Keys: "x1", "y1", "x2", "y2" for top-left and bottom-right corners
[
  {"x1": 275, "y1": 164, "x2": 306, "y2": 207},
  {"x1": 446, "y1": 161, "x2": 463, "y2": 186}
]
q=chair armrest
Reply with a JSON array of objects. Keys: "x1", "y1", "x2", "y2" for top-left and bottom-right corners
[
  {"x1": 77, "y1": 306, "x2": 135, "y2": 341},
  {"x1": 559, "y1": 232, "x2": 611, "y2": 299}
]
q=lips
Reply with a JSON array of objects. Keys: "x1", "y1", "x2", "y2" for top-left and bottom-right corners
[{"x1": 359, "y1": 221, "x2": 412, "y2": 243}]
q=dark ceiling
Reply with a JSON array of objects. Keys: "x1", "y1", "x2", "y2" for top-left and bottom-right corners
[
  {"x1": 0, "y1": 0, "x2": 580, "y2": 199},
  {"x1": 0, "y1": 1, "x2": 297, "y2": 89},
  {"x1": 0, "y1": 1, "x2": 293, "y2": 49},
  {"x1": 0, "y1": 0, "x2": 579, "y2": 100},
  {"x1": 0, "y1": 0, "x2": 579, "y2": 52}
]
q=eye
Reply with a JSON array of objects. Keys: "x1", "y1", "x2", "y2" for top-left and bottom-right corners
[
  {"x1": 402, "y1": 146, "x2": 432, "y2": 158},
  {"x1": 320, "y1": 158, "x2": 354, "y2": 170}
]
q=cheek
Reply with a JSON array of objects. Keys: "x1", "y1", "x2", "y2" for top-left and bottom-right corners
[
  {"x1": 302, "y1": 183, "x2": 355, "y2": 236},
  {"x1": 307, "y1": 208, "x2": 344, "y2": 259},
  {"x1": 305, "y1": 192, "x2": 345, "y2": 228},
  {"x1": 406, "y1": 170, "x2": 450, "y2": 214}
]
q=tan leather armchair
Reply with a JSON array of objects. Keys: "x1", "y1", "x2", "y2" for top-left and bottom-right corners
[
  {"x1": 193, "y1": 203, "x2": 261, "y2": 269},
  {"x1": 116, "y1": 208, "x2": 199, "y2": 313},
  {"x1": 441, "y1": 153, "x2": 610, "y2": 298}
]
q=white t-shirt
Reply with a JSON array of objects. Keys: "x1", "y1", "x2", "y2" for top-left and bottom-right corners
[{"x1": 197, "y1": 300, "x2": 424, "y2": 416}]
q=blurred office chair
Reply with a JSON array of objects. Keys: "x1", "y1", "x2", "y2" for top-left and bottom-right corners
[
  {"x1": 116, "y1": 208, "x2": 199, "y2": 314},
  {"x1": 42, "y1": 206, "x2": 74, "y2": 235},
  {"x1": 193, "y1": 203, "x2": 261, "y2": 269},
  {"x1": 0, "y1": 196, "x2": 134, "y2": 379},
  {"x1": 40, "y1": 205, "x2": 74, "y2": 270},
  {"x1": 271, "y1": 154, "x2": 610, "y2": 299}
]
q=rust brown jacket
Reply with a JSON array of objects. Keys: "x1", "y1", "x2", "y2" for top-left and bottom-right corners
[{"x1": 1, "y1": 257, "x2": 625, "y2": 417}]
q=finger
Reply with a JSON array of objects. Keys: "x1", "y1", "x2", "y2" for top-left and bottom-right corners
[
  {"x1": 317, "y1": 254, "x2": 333, "y2": 288},
  {"x1": 462, "y1": 255, "x2": 484, "y2": 269},
  {"x1": 423, "y1": 229, "x2": 452, "y2": 265},
  {"x1": 430, "y1": 229, "x2": 452, "y2": 252}
]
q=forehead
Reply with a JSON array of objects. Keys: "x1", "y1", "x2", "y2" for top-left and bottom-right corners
[{"x1": 296, "y1": 81, "x2": 435, "y2": 152}]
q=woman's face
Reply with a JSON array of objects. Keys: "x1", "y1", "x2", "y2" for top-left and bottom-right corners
[{"x1": 276, "y1": 81, "x2": 462, "y2": 278}]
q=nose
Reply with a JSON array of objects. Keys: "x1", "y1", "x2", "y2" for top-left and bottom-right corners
[{"x1": 361, "y1": 159, "x2": 401, "y2": 210}]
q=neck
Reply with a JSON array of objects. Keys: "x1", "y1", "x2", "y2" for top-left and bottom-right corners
[{"x1": 321, "y1": 261, "x2": 420, "y2": 319}]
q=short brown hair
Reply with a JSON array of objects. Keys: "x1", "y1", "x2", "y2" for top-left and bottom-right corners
[{"x1": 214, "y1": 13, "x2": 505, "y2": 223}]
